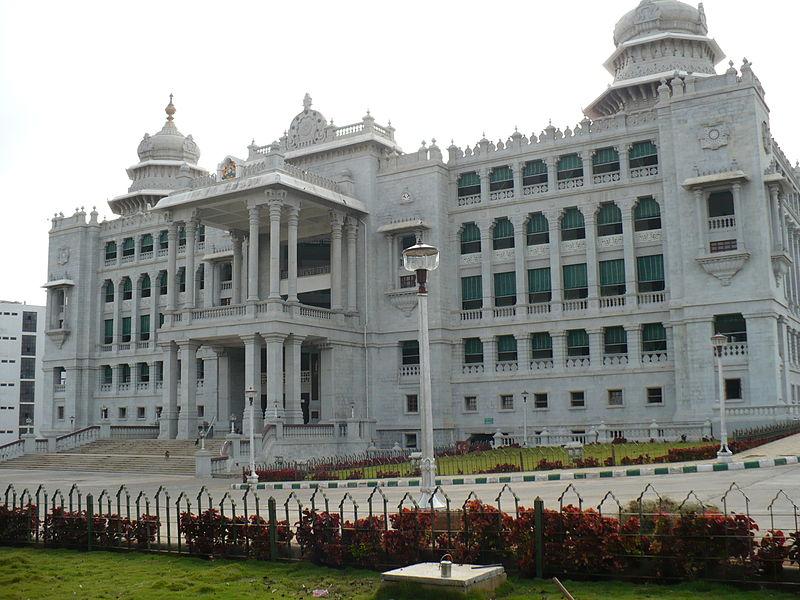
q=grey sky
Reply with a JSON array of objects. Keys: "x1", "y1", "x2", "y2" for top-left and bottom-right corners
[{"x1": 1, "y1": 0, "x2": 796, "y2": 305}]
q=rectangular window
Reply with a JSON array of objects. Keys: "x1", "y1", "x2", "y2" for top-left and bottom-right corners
[
  {"x1": 196, "y1": 359, "x2": 205, "y2": 381},
  {"x1": 493, "y1": 272, "x2": 516, "y2": 306},
  {"x1": 562, "y1": 263, "x2": 588, "y2": 299},
  {"x1": 526, "y1": 213, "x2": 549, "y2": 245},
  {"x1": 137, "y1": 406, "x2": 146, "y2": 419},
  {"x1": 604, "y1": 326, "x2": 627, "y2": 354},
  {"x1": 19, "y1": 381, "x2": 34, "y2": 402},
  {"x1": 647, "y1": 387, "x2": 663, "y2": 404},
  {"x1": 608, "y1": 389, "x2": 624, "y2": 406},
  {"x1": 20, "y1": 357, "x2": 36, "y2": 379},
  {"x1": 557, "y1": 154, "x2": 583, "y2": 180},
  {"x1": 629, "y1": 141, "x2": 658, "y2": 168},
  {"x1": 118, "y1": 407, "x2": 127, "y2": 419},
  {"x1": 560, "y1": 208, "x2": 585, "y2": 240},
  {"x1": 714, "y1": 313, "x2": 747, "y2": 343},
  {"x1": 592, "y1": 147, "x2": 620, "y2": 174},
  {"x1": 122, "y1": 237, "x2": 135, "y2": 257},
  {"x1": 596, "y1": 203, "x2": 622, "y2": 236},
  {"x1": 178, "y1": 267, "x2": 186, "y2": 293},
  {"x1": 642, "y1": 323, "x2": 667, "y2": 352},
  {"x1": 489, "y1": 166, "x2": 513, "y2": 191},
  {"x1": 101, "y1": 365, "x2": 113, "y2": 385},
  {"x1": 566, "y1": 329, "x2": 589, "y2": 357},
  {"x1": 178, "y1": 226, "x2": 186, "y2": 247},
  {"x1": 154, "y1": 361, "x2": 164, "y2": 382},
  {"x1": 57, "y1": 406, "x2": 65, "y2": 420},
  {"x1": 197, "y1": 405, "x2": 205, "y2": 418},
  {"x1": 496, "y1": 335, "x2": 518, "y2": 362},
  {"x1": 523, "y1": 160, "x2": 547, "y2": 185},
  {"x1": 121, "y1": 317, "x2": 132, "y2": 343},
  {"x1": 464, "y1": 396, "x2": 478, "y2": 412},
  {"x1": 534, "y1": 393, "x2": 548, "y2": 409},
  {"x1": 528, "y1": 267, "x2": 551, "y2": 303},
  {"x1": 22, "y1": 311, "x2": 37, "y2": 333},
  {"x1": 158, "y1": 230, "x2": 169, "y2": 250},
  {"x1": 634, "y1": 197, "x2": 661, "y2": 231},
  {"x1": 461, "y1": 275, "x2": 482, "y2": 310},
  {"x1": 463, "y1": 338, "x2": 484, "y2": 364},
  {"x1": 138, "y1": 362, "x2": 149, "y2": 383},
  {"x1": 20, "y1": 335, "x2": 36, "y2": 356},
  {"x1": 710, "y1": 239, "x2": 738, "y2": 253},
  {"x1": 159, "y1": 272, "x2": 168, "y2": 296},
  {"x1": 500, "y1": 394, "x2": 514, "y2": 410},
  {"x1": 725, "y1": 378, "x2": 742, "y2": 400},
  {"x1": 104, "y1": 319, "x2": 114, "y2": 345},
  {"x1": 599, "y1": 259, "x2": 625, "y2": 297},
  {"x1": 457, "y1": 172, "x2": 481, "y2": 197},
  {"x1": 404, "y1": 433, "x2": 418, "y2": 449},
  {"x1": 570, "y1": 391, "x2": 585, "y2": 408},
  {"x1": 405, "y1": 394, "x2": 419, "y2": 414},
  {"x1": 105, "y1": 241, "x2": 117, "y2": 260},
  {"x1": 707, "y1": 191, "x2": 734, "y2": 217},
  {"x1": 460, "y1": 223, "x2": 481, "y2": 254},
  {"x1": 530, "y1": 332, "x2": 553, "y2": 359},
  {"x1": 636, "y1": 254, "x2": 665, "y2": 292},
  {"x1": 104, "y1": 281, "x2": 114, "y2": 303},
  {"x1": 401, "y1": 340, "x2": 420, "y2": 365},
  {"x1": 140, "y1": 234, "x2": 153, "y2": 253},
  {"x1": 120, "y1": 364, "x2": 131, "y2": 383},
  {"x1": 141, "y1": 276, "x2": 151, "y2": 298},
  {"x1": 139, "y1": 315, "x2": 150, "y2": 341}
]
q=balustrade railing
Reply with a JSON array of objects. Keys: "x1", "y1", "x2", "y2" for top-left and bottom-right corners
[
  {"x1": 135, "y1": 382, "x2": 150, "y2": 392},
  {"x1": 530, "y1": 359, "x2": 554, "y2": 370},
  {"x1": 593, "y1": 171, "x2": 620, "y2": 184},
  {"x1": 0, "y1": 439, "x2": 24, "y2": 462},
  {"x1": 99, "y1": 344, "x2": 112, "y2": 352},
  {"x1": 565, "y1": 357, "x2": 590, "y2": 369},
  {"x1": 630, "y1": 165, "x2": 659, "y2": 178},
  {"x1": 118, "y1": 382, "x2": 130, "y2": 392},
  {"x1": 489, "y1": 189, "x2": 514, "y2": 201},
  {"x1": 556, "y1": 176, "x2": 584, "y2": 190},
  {"x1": 110, "y1": 425, "x2": 159, "y2": 439},
  {"x1": 460, "y1": 308, "x2": 483, "y2": 321},
  {"x1": 136, "y1": 341, "x2": 150, "y2": 350},
  {"x1": 562, "y1": 299, "x2": 588, "y2": 312},
  {"x1": 220, "y1": 281, "x2": 233, "y2": 291},
  {"x1": 522, "y1": 183, "x2": 548, "y2": 196},
  {"x1": 139, "y1": 251, "x2": 153, "y2": 261},
  {"x1": 641, "y1": 351, "x2": 669, "y2": 364},
  {"x1": 282, "y1": 424, "x2": 336, "y2": 439},
  {"x1": 53, "y1": 384, "x2": 65, "y2": 394},
  {"x1": 493, "y1": 306, "x2": 516, "y2": 318},
  {"x1": 603, "y1": 354, "x2": 629, "y2": 366},
  {"x1": 599, "y1": 295, "x2": 626, "y2": 308},
  {"x1": 462, "y1": 363, "x2": 484, "y2": 375},
  {"x1": 457, "y1": 193, "x2": 481, "y2": 206},
  {"x1": 708, "y1": 215, "x2": 736, "y2": 230},
  {"x1": 399, "y1": 364, "x2": 420, "y2": 377},
  {"x1": 191, "y1": 304, "x2": 246, "y2": 320},
  {"x1": 637, "y1": 291, "x2": 666, "y2": 305},
  {"x1": 495, "y1": 361, "x2": 519, "y2": 373},
  {"x1": 720, "y1": 342, "x2": 748, "y2": 358},
  {"x1": 527, "y1": 302, "x2": 551, "y2": 316},
  {"x1": 55, "y1": 426, "x2": 100, "y2": 453},
  {"x1": 99, "y1": 383, "x2": 112, "y2": 392}
]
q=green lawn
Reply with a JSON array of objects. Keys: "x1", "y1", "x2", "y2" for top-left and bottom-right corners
[{"x1": 1, "y1": 547, "x2": 795, "y2": 599}]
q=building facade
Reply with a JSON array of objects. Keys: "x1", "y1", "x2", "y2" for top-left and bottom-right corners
[
  {"x1": 40, "y1": 1, "x2": 800, "y2": 456},
  {"x1": 0, "y1": 302, "x2": 45, "y2": 444}
]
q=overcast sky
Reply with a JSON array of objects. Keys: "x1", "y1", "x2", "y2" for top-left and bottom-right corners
[{"x1": 1, "y1": 0, "x2": 797, "y2": 305}]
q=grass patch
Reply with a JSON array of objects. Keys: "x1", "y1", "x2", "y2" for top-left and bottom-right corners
[{"x1": 0, "y1": 547, "x2": 796, "y2": 599}]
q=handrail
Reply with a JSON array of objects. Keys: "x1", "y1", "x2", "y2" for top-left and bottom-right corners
[{"x1": 55, "y1": 425, "x2": 100, "y2": 442}]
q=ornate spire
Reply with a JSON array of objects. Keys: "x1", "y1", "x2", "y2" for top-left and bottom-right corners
[
  {"x1": 165, "y1": 93, "x2": 176, "y2": 122},
  {"x1": 303, "y1": 92, "x2": 312, "y2": 111}
]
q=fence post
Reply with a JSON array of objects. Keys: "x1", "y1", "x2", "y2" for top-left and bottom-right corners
[
  {"x1": 268, "y1": 497, "x2": 278, "y2": 560},
  {"x1": 534, "y1": 496, "x2": 544, "y2": 579},
  {"x1": 86, "y1": 493, "x2": 94, "y2": 552}
]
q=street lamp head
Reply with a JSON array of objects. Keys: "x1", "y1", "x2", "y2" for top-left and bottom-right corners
[
  {"x1": 711, "y1": 333, "x2": 727, "y2": 349},
  {"x1": 245, "y1": 386, "x2": 256, "y2": 404},
  {"x1": 402, "y1": 242, "x2": 440, "y2": 273},
  {"x1": 522, "y1": 390, "x2": 529, "y2": 402}
]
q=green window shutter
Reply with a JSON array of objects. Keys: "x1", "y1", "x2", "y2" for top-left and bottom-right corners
[
  {"x1": 104, "y1": 319, "x2": 113, "y2": 339},
  {"x1": 714, "y1": 313, "x2": 746, "y2": 334},
  {"x1": 567, "y1": 329, "x2": 589, "y2": 348},
  {"x1": 531, "y1": 332, "x2": 552, "y2": 351},
  {"x1": 458, "y1": 172, "x2": 480, "y2": 188},
  {"x1": 561, "y1": 208, "x2": 584, "y2": 230},
  {"x1": 629, "y1": 141, "x2": 657, "y2": 159},
  {"x1": 636, "y1": 254, "x2": 664, "y2": 282},
  {"x1": 592, "y1": 147, "x2": 619, "y2": 166},
  {"x1": 523, "y1": 160, "x2": 547, "y2": 177},
  {"x1": 489, "y1": 166, "x2": 512, "y2": 183},
  {"x1": 159, "y1": 272, "x2": 168, "y2": 288},
  {"x1": 497, "y1": 335, "x2": 517, "y2": 354},
  {"x1": 159, "y1": 230, "x2": 169, "y2": 248},
  {"x1": 105, "y1": 242, "x2": 116, "y2": 258},
  {"x1": 464, "y1": 337, "x2": 483, "y2": 358},
  {"x1": 139, "y1": 314, "x2": 150, "y2": 334},
  {"x1": 461, "y1": 276, "x2": 482, "y2": 301},
  {"x1": 562, "y1": 264, "x2": 587, "y2": 289},
  {"x1": 178, "y1": 227, "x2": 186, "y2": 245},
  {"x1": 597, "y1": 203, "x2": 622, "y2": 225},
  {"x1": 493, "y1": 218, "x2": 514, "y2": 239},
  {"x1": 141, "y1": 234, "x2": 153, "y2": 249},
  {"x1": 494, "y1": 272, "x2": 516, "y2": 297},
  {"x1": 102, "y1": 365, "x2": 112, "y2": 383},
  {"x1": 557, "y1": 154, "x2": 581, "y2": 172},
  {"x1": 461, "y1": 223, "x2": 480, "y2": 243},
  {"x1": 178, "y1": 268, "x2": 186, "y2": 285},
  {"x1": 634, "y1": 197, "x2": 660, "y2": 220},
  {"x1": 528, "y1": 268, "x2": 551, "y2": 293},
  {"x1": 642, "y1": 323, "x2": 666, "y2": 342},
  {"x1": 122, "y1": 317, "x2": 131, "y2": 336},
  {"x1": 123, "y1": 279, "x2": 132, "y2": 294},
  {"x1": 604, "y1": 326, "x2": 627, "y2": 345},
  {"x1": 122, "y1": 238, "x2": 134, "y2": 252},
  {"x1": 141, "y1": 274, "x2": 150, "y2": 292},
  {"x1": 527, "y1": 213, "x2": 548, "y2": 234},
  {"x1": 599, "y1": 259, "x2": 625, "y2": 285}
]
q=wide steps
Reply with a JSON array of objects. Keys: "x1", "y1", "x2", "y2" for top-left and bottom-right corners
[
  {"x1": 72, "y1": 439, "x2": 226, "y2": 457},
  {"x1": 0, "y1": 453, "x2": 195, "y2": 475}
]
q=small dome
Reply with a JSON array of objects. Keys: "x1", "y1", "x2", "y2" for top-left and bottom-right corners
[
  {"x1": 136, "y1": 95, "x2": 200, "y2": 163},
  {"x1": 614, "y1": 0, "x2": 707, "y2": 46}
]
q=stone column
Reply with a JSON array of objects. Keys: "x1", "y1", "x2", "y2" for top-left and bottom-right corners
[
  {"x1": 264, "y1": 334, "x2": 286, "y2": 420},
  {"x1": 177, "y1": 340, "x2": 199, "y2": 440},
  {"x1": 202, "y1": 349, "x2": 219, "y2": 423},
  {"x1": 247, "y1": 204, "x2": 261, "y2": 302},
  {"x1": 479, "y1": 167, "x2": 489, "y2": 204},
  {"x1": 286, "y1": 203, "x2": 300, "y2": 304},
  {"x1": 231, "y1": 232, "x2": 243, "y2": 304},
  {"x1": 185, "y1": 219, "x2": 197, "y2": 309},
  {"x1": 319, "y1": 343, "x2": 335, "y2": 421},
  {"x1": 694, "y1": 189, "x2": 706, "y2": 254},
  {"x1": 284, "y1": 335, "x2": 305, "y2": 423},
  {"x1": 731, "y1": 182, "x2": 746, "y2": 250},
  {"x1": 131, "y1": 275, "x2": 140, "y2": 343},
  {"x1": 167, "y1": 222, "x2": 179, "y2": 312},
  {"x1": 512, "y1": 161, "x2": 523, "y2": 198},
  {"x1": 480, "y1": 222, "x2": 493, "y2": 319},
  {"x1": 584, "y1": 210, "x2": 599, "y2": 309},
  {"x1": 581, "y1": 150, "x2": 594, "y2": 188},
  {"x1": 385, "y1": 234, "x2": 395, "y2": 288},
  {"x1": 515, "y1": 333, "x2": 529, "y2": 372},
  {"x1": 512, "y1": 215, "x2": 527, "y2": 307},
  {"x1": 150, "y1": 271, "x2": 159, "y2": 343},
  {"x1": 769, "y1": 185, "x2": 783, "y2": 251},
  {"x1": 240, "y1": 333, "x2": 262, "y2": 433},
  {"x1": 545, "y1": 157, "x2": 557, "y2": 192},
  {"x1": 551, "y1": 332, "x2": 566, "y2": 372},
  {"x1": 778, "y1": 317, "x2": 791, "y2": 404},
  {"x1": 203, "y1": 261, "x2": 214, "y2": 308},
  {"x1": 267, "y1": 192, "x2": 284, "y2": 302},
  {"x1": 330, "y1": 212, "x2": 344, "y2": 310},
  {"x1": 112, "y1": 277, "x2": 123, "y2": 347},
  {"x1": 345, "y1": 216, "x2": 358, "y2": 312},
  {"x1": 625, "y1": 324, "x2": 641, "y2": 368},
  {"x1": 781, "y1": 197, "x2": 790, "y2": 251},
  {"x1": 215, "y1": 348, "x2": 231, "y2": 427},
  {"x1": 159, "y1": 342, "x2": 178, "y2": 439},
  {"x1": 481, "y1": 336, "x2": 496, "y2": 375},
  {"x1": 616, "y1": 144, "x2": 630, "y2": 183},
  {"x1": 588, "y1": 329, "x2": 603, "y2": 367},
  {"x1": 620, "y1": 199, "x2": 637, "y2": 301},
  {"x1": 546, "y1": 210, "x2": 562, "y2": 314}
]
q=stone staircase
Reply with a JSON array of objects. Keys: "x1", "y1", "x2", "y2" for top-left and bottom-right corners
[{"x1": 0, "y1": 439, "x2": 228, "y2": 476}]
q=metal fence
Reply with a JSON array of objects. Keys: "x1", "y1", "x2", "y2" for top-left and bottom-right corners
[{"x1": 1, "y1": 481, "x2": 799, "y2": 588}]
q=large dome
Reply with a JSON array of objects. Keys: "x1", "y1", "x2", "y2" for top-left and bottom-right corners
[
  {"x1": 613, "y1": 0, "x2": 707, "y2": 46},
  {"x1": 136, "y1": 95, "x2": 200, "y2": 163}
]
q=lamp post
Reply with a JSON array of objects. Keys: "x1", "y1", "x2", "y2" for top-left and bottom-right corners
[
  {"x1": 245, "y1": 386, "x2": 259, "y2": 485},
  {"x1": 403, "y1": 240, "x2": 443, "y2": 509},
  {"x1": 69, "y1": 416, "x2": 74, "y2": 431},
  {"x1": 230, "y1": 413, "x2": 236, "y2": 434},
  {"x1": 521, "y1": 390, "x2": 529, "y2": 447},
  {"x1": 711, "y1": 333, "x2": 732, "y2": 461}
]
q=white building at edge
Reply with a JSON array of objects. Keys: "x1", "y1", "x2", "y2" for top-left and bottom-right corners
[
  {"x1": 0, "y1": 302, "x2": 45, "y2": 444},
  {"x1": 39, "y1": 0, "x2": 800, "y2": 458}
]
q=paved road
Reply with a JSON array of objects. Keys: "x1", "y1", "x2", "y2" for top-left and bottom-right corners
[{"x1": 2, "y1": 463, "x2": 798, "y2": 530}]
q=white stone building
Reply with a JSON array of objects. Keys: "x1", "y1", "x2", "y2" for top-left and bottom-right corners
[
  {"x1": 40, "y1": 1, "x2": 800, "y2": 457},
  {"x1": 0, "y1": 301, "x2": 45, "y2": 444}
]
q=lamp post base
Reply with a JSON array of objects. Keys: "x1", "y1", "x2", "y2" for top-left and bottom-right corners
[
  {"x1": 716, "y1": 447, "x2": 733, "y2": 463},
  {"x1": 418, "y1": 488, "x2": 447, "y2": 510},
  {"x1": 246, "y1": 473, "x2": 259, "y2": 485}
]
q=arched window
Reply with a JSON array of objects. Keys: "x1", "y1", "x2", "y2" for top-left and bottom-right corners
[
  {"x1": 100, "y1": 365, "x2": 113, "y2": 385},
  {"x1": 463, "y1": 338, "x2": 483, "y2": 364},
  {"x1": 460, "y1": 223, "x2": 481, "y2": 254},
  {"x1": 178, "y1": 267, "x2": 186, "y2": 292},
  {"x1": 178, "y1": 226, "x2": 186, "y2": 247},
  {"x1": 457, "y1": 172, "x2": 481, "y2": 198},
  {"x1": 642, "y1": 323, "x2": 666, "y2": 352},
  {"x1": 140, "y1": 274, "x2": 151, "y2": 298},
  {"x1": 526, "y1": 213, "x2": 549, "y2": 245},
  {"x1": 492, "y1": 218, "x2": 514, "y2": 250},
  {"x1": 557, "y1": 154, "x2": 583, "y2": 181},
  {"x1": 592, "y1": 147, "x2": 620, "y2": 174},
  {"x1": 104, "y1": 241, "x2": 117, "y2": 260},
  {"x1": 489, "y1": 166, "x2": 513, "y2": 191},
  {"x1": 634, "y1": 197, "x2": 661, "y2": 230},
  {"x1": 140, "y1": 234, "x2": 154, "y2": 254},
  {"x1": 158, "y1": 230, "x2": 169, "y2": 250},
  {"x1": 629, "y1": 141, "x2": 658, "y2": 168},
  {"x1": 566, "y1": 329, "x2": 589, "y2": 356},
  {"x1": 103, "y1": 280, "x2": 114, "y2": 303},
  {"x1": 560, "y1": 208, "x2": 585, "y2": 240},
  {"x1": 530, "y1": 332, "x2": 552, "y2": 359},
  {"x1": 122, "y1": 277, "x2": 133, "y2": 300},
  {"x1": 158, "y1": 271, "x2": 168, "y2": 295},
  {"x1": 523, "y1": 160, "x2": 547, "y2": 186},
  {"x1": 122, "y1": 237, "x2": 135, "y2": 257},
  {"x1": 597, "y1": 203, "x2": 622, "y2": 236}
]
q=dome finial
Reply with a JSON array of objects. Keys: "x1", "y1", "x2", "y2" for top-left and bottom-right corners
[
  {"x1": 303, "y1": 92, "x2": 312, "y2": 111},
  {"x1": 165, "y1": 93, "x2": 176, "y2": 122}
]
